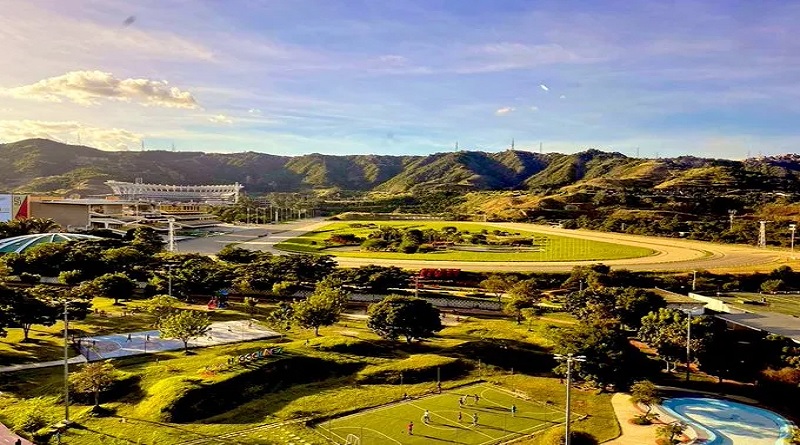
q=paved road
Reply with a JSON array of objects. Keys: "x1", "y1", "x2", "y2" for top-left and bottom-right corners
[{"x1": 181, "y1": 219, "x2": 786, "y2": 272}]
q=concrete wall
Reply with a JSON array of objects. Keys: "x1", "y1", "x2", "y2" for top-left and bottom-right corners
[{"x1": 30, "y1": 202, "x2": 90, "y2": 229}]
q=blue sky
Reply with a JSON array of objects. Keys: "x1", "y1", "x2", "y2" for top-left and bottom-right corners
[{"x1": 0, "y1": 0, "x2": 799, "y2": 158}]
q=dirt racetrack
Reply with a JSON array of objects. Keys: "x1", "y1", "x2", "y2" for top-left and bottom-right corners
[{"x1": 235, "y1": 220, "x2": 789, "y2": 273}]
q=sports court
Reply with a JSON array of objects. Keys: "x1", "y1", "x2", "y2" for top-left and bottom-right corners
[
  {"x1": 314, "y1": 383, "x2": 565, "y2": 445},
  {"x1": 78, "y1": 320, "x2": 280, "y2": 361}
]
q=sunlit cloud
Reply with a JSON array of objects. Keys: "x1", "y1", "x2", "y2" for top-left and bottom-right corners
[
  {"x1": 248, "y1": 108, "x2": 262, "y2": 115},
  {"x1": 539, "y1": 84, "x2": 550, "y2": 92},
  {"x1": 0, "y1": 120, "x2": 141, "y2": 150},
  {"x1": 208, "y1": 114, "x2": 233, "y2": 124},
  {"x1": 495, "y1": 107, "x2": 515, "y2": 115},
  {"x1": 3, "y1": 71, "x2": 199, "y2": 109}
]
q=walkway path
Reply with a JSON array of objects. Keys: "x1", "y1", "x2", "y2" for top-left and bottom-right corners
[
  {"x1": 606, "y1": 393, "x2": 659, "y2": 445},
  {"x1": 0, "y1": 354, "x2": 86, "y2": 374},
  {"x1": 0, "y1": 422, "x2": 33, "y2": 445}
]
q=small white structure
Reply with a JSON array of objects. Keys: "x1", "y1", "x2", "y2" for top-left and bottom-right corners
[{"x1": 105, "y1": 180, "x2": 243, "y2": 204}]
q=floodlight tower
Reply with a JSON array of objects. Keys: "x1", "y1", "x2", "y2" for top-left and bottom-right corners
[
  {"x1": 168, "y1": 218, "x2": 176, "y2": 252},
  {"x1": 758, "y1": 221, "x2": 768, "y2": 248},
  {"x1": 554, "y1": 353, "x2": 586, "y2": 445},
  {"x1": 790, "y1": 224, "x2": 797, "y2": 258}
]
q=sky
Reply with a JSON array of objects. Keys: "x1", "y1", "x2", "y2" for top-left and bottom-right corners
[{"x1": 1, "y1": 0, "x2": 799, "y2": 158}]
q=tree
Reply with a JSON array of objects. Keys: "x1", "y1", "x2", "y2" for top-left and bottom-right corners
[
  {"x1": 539, "y1": 428, "x2": 598, "y2": 445},
  {"x1": 58, "y1": 269, "x2": 85, "y2": 286},
  {"x1": 81, "y1": 272, "x2": 137, "y2": 305},
  {"x1": 504, "y1": 293, "x2": 537, "y2": 324},
  {"x1": 480, "y1": 275, "x2": 515, "y2": 300},
  {"x1": 244, "y1": 297, "x2": 259, "y2": 317},
  {"x1": 9, "y1": 286, "x2": 59, "y2": 341},
  {"x1": 292, "y1": 280, "x2": 348, "y2": 336},
  {"x1": 127, "y1": 227, "x2": 165, "y2": 255},
  {"x1": 638, "y1": 308, "x2": 687, "y2": 372},
  {"x1": 159, "y1": 310, "x2": 211, "y2": 353},
  {"x1": 69, "y1": 361, "x2": 119, "y2": 407},
  {"x1": 761, "y1": 279, "x2": 785, "y2": 294},
  {"x1": 272, "y1": 281, "x2": 298, "y2": 297},
  {"x1": 367, "y1": 296, "x2": 443, "y2": 343},
  {"x1": 217, "y1": 244, "x2": 262, "y2": 264},
  {"x1": 266, "y1": 301, "x2": 294, "y2": 331},
  {"x1": 0, "y1": 284, "x2": 16, "y2": 338},
  {"x1": 554, "y1": 316, "x2": 638, "y2": 388},
  {"x1": 140, "y1": 294, "x2": 181, "y2": 327},
  {"x1": 630, "y1": 380, "x2": 662, "y2": 419},
  {"x1": 657, "y1": 422, "x2": 687, "y2": 444}
]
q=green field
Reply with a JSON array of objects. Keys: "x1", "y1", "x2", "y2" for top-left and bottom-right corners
[
  {"x1": 315, "y1": 383, "x2": 565, "y2": 445},
  {"x1": 275, "y1": 221, "x2": 654, "y2": 262}
]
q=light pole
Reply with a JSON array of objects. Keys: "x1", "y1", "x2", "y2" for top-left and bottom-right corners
[
  {"x1": 554, "y1": 353, "x2": 586, "y2": 445},
  {"x1": 692, "y1": 270, "x2": 697, "y2": 292},
  {"x1": 680, "y1": 307, "x2": 702, "y2": 382},
  {"x1": 790, "y1": 224, "x2": 796, "y2": 259},
  {"x1": 63, "y1": 299, "x2": 70, "y2": 424}
]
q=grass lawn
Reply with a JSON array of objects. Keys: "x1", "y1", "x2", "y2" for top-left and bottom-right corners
[
  {"x1": 0, "y1": 308, "x2": 620, "y2": 445},
  {"x1": 718, "y1": 292, "x2": 800, "y2": 317},
  {"x1": 314, "y1": 383, "x2": 564, "y2": 445},
  {"x1": 0, "y1": 296, "x2": 274, "y2": 366},
  {"x1": 275, "y1": 221, "x2": 654, "y2": 262}
]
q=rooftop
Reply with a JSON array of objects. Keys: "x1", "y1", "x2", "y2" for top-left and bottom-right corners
[{"x1": 0, "y1": 233, "x2": 101, "y2": 254}]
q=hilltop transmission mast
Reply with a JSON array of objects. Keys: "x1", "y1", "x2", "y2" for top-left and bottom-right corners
[{"x1": 758, "y1": 220, "x2": 768, "y2": 248}]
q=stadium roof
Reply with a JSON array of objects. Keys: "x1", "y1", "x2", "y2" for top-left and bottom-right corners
[
  {"x1": 0, "y1": 233, "x2": 101, "y2": 254},
  {"x1": 716, "y1": 312, "x2": 800, "y2": 344}
]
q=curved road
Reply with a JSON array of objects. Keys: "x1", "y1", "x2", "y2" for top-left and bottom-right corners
[{"x1": 214, "y1": 219, "x2": 789, "y2": 272}]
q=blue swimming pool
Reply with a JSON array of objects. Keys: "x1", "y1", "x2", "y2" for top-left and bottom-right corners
[{"x1": 661, "y1": 397, "x2": 794, "y2": 445}]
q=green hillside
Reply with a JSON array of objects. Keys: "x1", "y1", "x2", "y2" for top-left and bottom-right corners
[{"x1": 2, "y1": 138, "x2": 799, "y2": 196}]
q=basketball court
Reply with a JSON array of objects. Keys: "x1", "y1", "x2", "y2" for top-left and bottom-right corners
[{"x1": 78, "y1": 320, "x2": 280, "y2": 361}]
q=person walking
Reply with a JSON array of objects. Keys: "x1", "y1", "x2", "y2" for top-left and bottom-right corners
[{"x1": 126, "y1": 333, "x2": 132, "y2": 343}]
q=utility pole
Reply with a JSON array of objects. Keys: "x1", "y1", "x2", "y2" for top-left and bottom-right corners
[
  {"x1": 790, "y1": 224, "x2": 796, "y2": 259},
  {"x1": 692, "y1": 270, "x2": 697, "y2": 292},
  {"x1": 554, "y1": 353, "x2": 586, "y2": 445},
  {"x1": 680, "y1": 308, "x2": 701, "y2": 381}
]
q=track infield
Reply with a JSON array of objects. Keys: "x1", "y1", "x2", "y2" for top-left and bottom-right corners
[{"x1": 314, "y1": 383, "x2": 565, "y2": 445}]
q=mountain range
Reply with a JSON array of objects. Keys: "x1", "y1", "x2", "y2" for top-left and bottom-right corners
[{"x1": 2, "y1": 138, "x2": 800, "y2": 196}]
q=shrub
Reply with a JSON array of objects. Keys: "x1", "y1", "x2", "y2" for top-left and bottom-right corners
[
  {"x1": 417, "y1": 244, "x2": 434, "y2": 253},
  {"x1": 13, "y1": 399, "x2": 51, "y2": 433},
  {"x1": 361, "y1": 238, "x2": 387, "y2": 251},
  {"x1": 538, "y1": 428, "x2": 598, "y2": 445}
]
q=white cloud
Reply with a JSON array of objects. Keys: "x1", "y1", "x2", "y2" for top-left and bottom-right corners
[
  {"x1": 560, "y1": 95, "x2": 566, "y2": 99},
  {"x1": 208, "y1": 114, "x2": 233, "y2": 124},
  {"x1": 3, "y1": 71, "x2": 199, "y2": 109},
  {"x1": 530, "y1": 106, "x2": 539, "y2": 111},
  {"x1": 0, "y1": 120, "x2": 141, "y2": 150},
  {"x1": 495, "y1": 107, "x2": 515, "y2": 115},
  {"x1": 539, "y1": 84, "x2": 550, "y2": 92},
  {"x1": 248, "y1": 108, "x2": 262, "y2": 115}
]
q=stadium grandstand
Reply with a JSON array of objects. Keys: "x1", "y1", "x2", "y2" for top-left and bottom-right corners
[{"x1": 105, "y1": 180, "x2": 243, "y2": 204}]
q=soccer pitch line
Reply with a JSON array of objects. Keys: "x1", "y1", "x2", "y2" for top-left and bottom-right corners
[
  {"x1": 407, "y1": 401, "x2": 496, "y2": 440},
  {"x1": 331, "y1": 426, "x2": 403, "y2": 445}
]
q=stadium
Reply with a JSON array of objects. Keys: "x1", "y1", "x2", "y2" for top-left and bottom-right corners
[{"x1": 104, "y1": 180, "x2": 243, "y2": 204}]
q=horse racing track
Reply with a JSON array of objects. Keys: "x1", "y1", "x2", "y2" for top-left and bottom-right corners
[{"x1": 313, "y1": 383, "x2": 565, "y2": 444}]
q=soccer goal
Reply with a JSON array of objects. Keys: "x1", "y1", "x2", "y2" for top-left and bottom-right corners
[{"x1": 344, "y1": 433, "x2": 360, "y2": 445}]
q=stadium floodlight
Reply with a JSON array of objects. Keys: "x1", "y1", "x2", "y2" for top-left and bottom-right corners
[
  {"x1": 554, "y1": 353, "x2": 586, "y2": 445},
  {"x1": 679, "y1": 307, "x2": 703, "y2": 382},
  {"x1": 790, "y1": 224, "x2": 796, "y2": 258}
]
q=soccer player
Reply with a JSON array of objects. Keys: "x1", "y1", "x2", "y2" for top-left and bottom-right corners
[
  {"x1": 458, "y1": 411, "x2": 463, "y2": 422},
  {"x1": 407, "y1": 421, "x2": 414, "y2": 435},
  {"x1": 422, "y1": 410, "x2": 431, "y2": 424},
  {"x1": 474, "y1": 393, "x2": 480, "y2": 404},
  {"x1": 472, "y1": 412, "x2": 478, "y2": 426},
  {"x1": 511, "y1": 404, "x2": 517, "y2": 417},
  {"x1": 459, "y1": 396, "x2": 464, "y2": 408}
]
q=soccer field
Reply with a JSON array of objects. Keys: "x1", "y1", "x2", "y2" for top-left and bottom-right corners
[{"x1": 314, "y1": 383, "x2": 566, "y2": 445}]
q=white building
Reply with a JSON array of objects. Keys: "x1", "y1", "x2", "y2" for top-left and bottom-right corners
[{"x1": 105, "y1": 180, "x2": 243, "y2": 204}]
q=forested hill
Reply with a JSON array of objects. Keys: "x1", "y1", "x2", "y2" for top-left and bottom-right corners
[{"x1": 2, "y1": 138, "x2": 800, "y2": 195}]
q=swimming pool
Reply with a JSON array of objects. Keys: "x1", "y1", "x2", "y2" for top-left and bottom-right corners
[{"x1": 661, "y1": 397, "x2": 794, "y2": 445}]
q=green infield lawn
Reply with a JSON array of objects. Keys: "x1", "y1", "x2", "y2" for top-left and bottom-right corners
[
  {"x1": 314, "y1": 383, "x2": 565, "y2": 445},
  {"x1": 276, "y1": 221, "x2": 654, "y2": 262}
]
